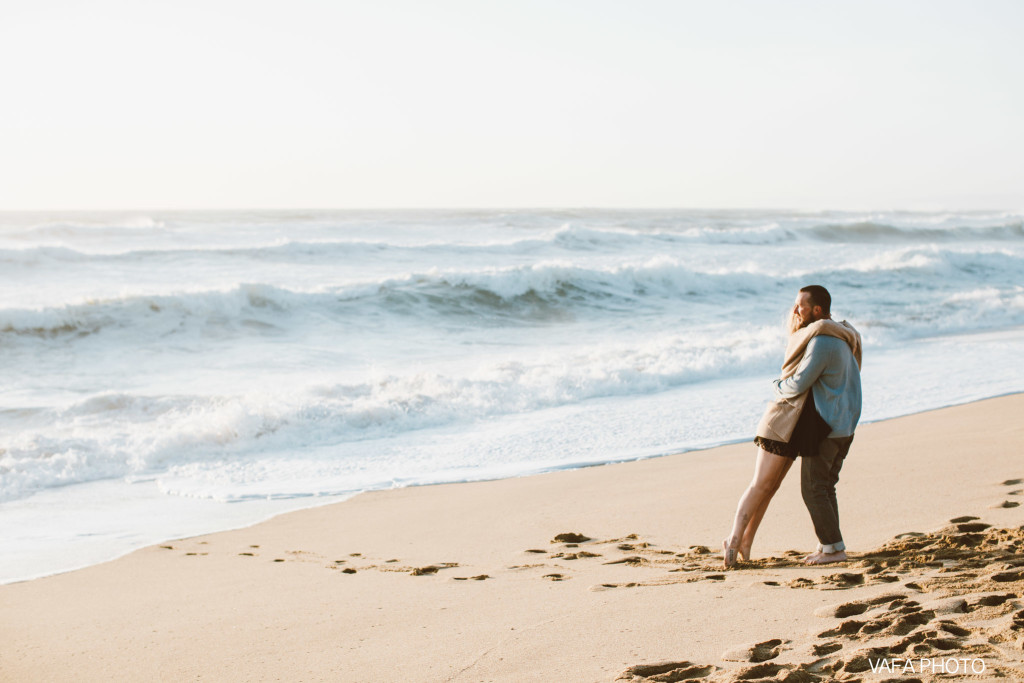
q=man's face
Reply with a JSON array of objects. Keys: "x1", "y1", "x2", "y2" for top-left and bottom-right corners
[{"x1": 793, "y1": 291, "x2": 820, "y2": 329}]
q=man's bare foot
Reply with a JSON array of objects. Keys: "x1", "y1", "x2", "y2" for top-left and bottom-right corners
[
  {"x1": 722, "y1": 539, "x2": 738, "y2": 569},
  {"x1": 804, "y1": 550, "x2": 846, "y2": 565}
]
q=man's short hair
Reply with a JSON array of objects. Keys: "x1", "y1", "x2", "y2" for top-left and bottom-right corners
[{"x1": 800, "y1": 285, "x2": 831, "y2": 315}]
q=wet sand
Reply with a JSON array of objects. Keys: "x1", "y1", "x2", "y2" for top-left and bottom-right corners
[{"x1": 2, "y1": 394, "x2": 1023, "y2": 682}]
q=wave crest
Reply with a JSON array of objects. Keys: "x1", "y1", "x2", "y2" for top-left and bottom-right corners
[{"x1": 3, "y1": 248, "x2": 1023, "y2": 342}]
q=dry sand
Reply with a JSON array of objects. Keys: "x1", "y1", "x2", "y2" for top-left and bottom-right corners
[{"x1": 2, "y1": 394, "x2": 1023, "y2": 682}]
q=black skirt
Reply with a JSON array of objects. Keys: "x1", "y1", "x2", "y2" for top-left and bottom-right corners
[{"x1": 754, "y1": 396, "x2": 832, "y2": 459}]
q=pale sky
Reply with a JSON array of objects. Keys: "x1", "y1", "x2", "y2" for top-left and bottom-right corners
[{"x1": 2, "y1": 0, "x2": 1022, "y2": 211}]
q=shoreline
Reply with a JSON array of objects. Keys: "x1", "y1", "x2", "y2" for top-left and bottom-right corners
[
  {"x1": 3, "y1": 389, "x2": 1022, "y2": 587},
  {"x1": 2, "y1": 393, "x2": 1023, "y2": 681},
  {"x1": 1, "y1": 389, "x2": 1019, "y2": 588}
]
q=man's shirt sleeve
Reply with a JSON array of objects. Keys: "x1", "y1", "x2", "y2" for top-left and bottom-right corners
[{"x1": 773, "y1": 337, "x2": 830, "y2": 398}]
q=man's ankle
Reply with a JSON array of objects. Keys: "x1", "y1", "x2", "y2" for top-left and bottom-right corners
[{"x1": 819, "y1": 540, "x2": 845, "y2": 554}]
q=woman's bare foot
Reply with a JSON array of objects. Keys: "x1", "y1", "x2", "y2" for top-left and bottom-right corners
[
  {"x1": 737, "y1": 544, "x2": 751, "y2": 562},
  {"x1": 804, "y1": 550, "x2": 847, "y2": 565},
  {"x1": 722, "y1": 539, "x2": 738, "y2": 569}
]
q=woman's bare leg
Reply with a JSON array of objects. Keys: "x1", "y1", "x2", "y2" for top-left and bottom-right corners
[
  {"x1": 738, "y1": 477, "x2": 784, "y2": 561},
  {"x1": 724, "y1": 448, "x2": 794, "y2": 566}
]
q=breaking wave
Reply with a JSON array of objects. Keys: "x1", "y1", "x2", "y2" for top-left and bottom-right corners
[{"x1": 2, "y1": 247, "x2": 1022, "y2": 343}]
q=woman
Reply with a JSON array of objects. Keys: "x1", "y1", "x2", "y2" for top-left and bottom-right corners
[{"x1": 723, "y1": 287, "x2": 860, "y2": 568}]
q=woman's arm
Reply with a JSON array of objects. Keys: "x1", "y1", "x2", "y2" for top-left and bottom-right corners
[{"x1": 773, "y1": 336, "x2": 831, "y2": 398}]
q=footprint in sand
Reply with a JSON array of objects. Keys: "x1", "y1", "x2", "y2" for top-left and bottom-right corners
[
  {"x1": 868, "y1": 574, "x2": 900, "y2": 585},
  {"x1": 411, "y1": 566, "x2": 438, "y2": 576},
  {"x1": 729, "y1": 662, "x2": 790, "y2": 680},
  {"x1": 553, "y1": 551, "x2": 602, "y2": 560},
  {"x1": 889, "y1": 612, "x2": 935, "y2": 636},
  {"x1": 895, "y1": 531, "x2": 925, "y2": 539},
  {"x1": 543, "y1": 573, "x2": 568, "y2": 581},
  {"x1": 812, "y1": 641, "x2": 842, "y2": 656},
  {"x1": 721, "y1": 638, "x2": 785, "y2": 663},
  {"x1": 971, "y1": 592, "x2": 1015, "y2": 608},
  {"x1": 821, "y1": 572, "x2": 865, "y2": 588},
  {"x1": 813, "y1": 593, "x2": 903, "y2": 619},
  {"x1": 411, "y1": 563, "x2": 458, "y2": 576},
  {"x1": 818, "y1": 619, "x2": 867, "y2": 638},
  {"x1": 991, "y1": 500, "x2": 1021, "y2": 508},
  {"x1": 604, "y1": 555, "x2": 649, "y2": 566},
  {"x1": 936, "y1": 620, "x2": 971, "y2": 637},
  {"x1": 924, "y1": 636, "x2": 960, "y2": 650},
  {"x1": 1002, "y1": 479, "x2": 1023, "y2": 486},
  {"x1": 615, "y1": 661, "x2": 717, "y2": 681},
  {"x1": 616, "y1": 542, "x2": 651, "y2": 551},
  {"x1": 551, "y1": 532, "x2": 591, "y2": 544},
  {"x1": 590, "y1": 582, "x2": 640, "y2": 591}
]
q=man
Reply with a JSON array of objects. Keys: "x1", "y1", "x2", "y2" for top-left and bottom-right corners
[{"x1": 773, "y1": 285, "x2": 862, "y2": 565}]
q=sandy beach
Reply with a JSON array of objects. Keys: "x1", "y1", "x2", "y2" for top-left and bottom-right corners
[
  {"x1": 2, "y1": 393, "x2": 1023, "y2": 682},
  {"x1": 6, "y1": 2, "x2": 1024, "y2": 680}
]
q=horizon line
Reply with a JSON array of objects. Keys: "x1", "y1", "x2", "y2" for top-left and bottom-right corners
[{"x1": 1, "y1": 205, "x2": 1020, "y2": 214}]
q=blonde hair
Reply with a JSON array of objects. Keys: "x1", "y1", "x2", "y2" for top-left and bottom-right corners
[{"x1": 788, "y1": 310, "x2": 803, "y2": 334}]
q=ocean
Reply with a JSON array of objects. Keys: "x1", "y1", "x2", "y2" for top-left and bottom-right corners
[{"x1": 2, "y1": 208, "x2": 1022, "y2": 583}]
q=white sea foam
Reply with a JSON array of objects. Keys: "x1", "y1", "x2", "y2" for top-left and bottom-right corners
[{"x1": 0, "y1": 326, "x2": 786, "y2": 503}]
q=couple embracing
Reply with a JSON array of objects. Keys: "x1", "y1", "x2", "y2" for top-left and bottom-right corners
[{"x1": 724, "y1": 285, "x2": 862, "y2": 568}]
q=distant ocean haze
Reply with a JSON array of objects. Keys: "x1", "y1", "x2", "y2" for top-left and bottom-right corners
[{"x1": 1, "y1": 209, "x2": 1022, "y2": 582}]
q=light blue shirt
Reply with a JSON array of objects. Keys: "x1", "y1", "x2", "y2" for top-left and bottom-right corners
[{"x1": 773, "y1": 335, "x2": 862, "y2": 438}]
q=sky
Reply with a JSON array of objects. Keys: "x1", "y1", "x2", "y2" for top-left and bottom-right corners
[{"x1": 2, "y1": 0, "x2": 1022, "y2": 211}]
